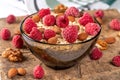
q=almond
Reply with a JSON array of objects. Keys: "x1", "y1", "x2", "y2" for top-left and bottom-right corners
[
  {"x1": 8, "y1": 68, "x2": 18, "y2": 78},
  {"x1": 38, "y1": 28, "x2": 45, "y2": 33},
  {"x1": 32, "y1": 14, "x2": 41, "y2": 22},
  {"x1": 48, "y1": 37, "x2": 57, "y2": 44},
  {"x1": 17, "y1": 68, "x2": 26, "y2": 76},
  {"x1": 97, "y1": 39, "x2": 108, "y2": 50},
  {"x1": 51, "y1": 26, "x2": 61, "y2": 34},
  {"x1": 68, "y1": 16, "x2": 75, "y2": 22},
  {"x1": 78, "y1": 33, "x2": 88, "y2": 41},
  {"x1": 96, "y1": 17, "x2": 103, "y2": 24},
  {"x1": 104, "y1": 37, "x2": 116, "y2": 44}
]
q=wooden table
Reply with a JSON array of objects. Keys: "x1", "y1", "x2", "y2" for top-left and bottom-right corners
[{"x1": 0, "y1": 9, "x2": 120, "y2": 80}]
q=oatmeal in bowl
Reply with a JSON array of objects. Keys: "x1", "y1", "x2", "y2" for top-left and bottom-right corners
[{"x1": 20, "y1": 4, "x2": 101, "y2": 69}]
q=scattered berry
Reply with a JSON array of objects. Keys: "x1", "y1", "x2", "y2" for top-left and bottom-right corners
[
  {"x1": 24, "y1": 18, "x2": 37, "y2": 34},
  {"x1": 78, "y1": 12, "x2": 94, "y2": 26},
  {"x1": 12, "y1": 35, "x2": 23, "y2": 48},
  {"x1": 109, "y1": 19, "x2": 120, "y2": 30},
  {"x1": 0, "y1": 28, "x2": 11, "y2": 40},
  {"x1": 56, "y1": 15, "x2": 69, "y2": 28},
  {"x1": 62, "y1": 25, "x2": 78, "y2": 43},
  {"x1": 85, "y1": 23, "x2": 101, "y2": 36},
  {"x1": 112, "y1": 56, "x2": 120, "y2": 67},
  {"x1": 29, "y1": 27, "x2": 42, "y2": 41},
  {"x1": 43, "y1": 14, "x2": 56, "y2": 26},
  {"x1": 94, "y1": 9, "x2": 104, "y2": 19},
  {"x1": 33, "y1": 65, "x2": 44, "y2": 79},
  {"x1": 90, "y1": 47, "x2": 103, "y2": 60},
  {"x1": 38, "y1": 8, "x2": 50, "y2": 19},
  {"x1": 6, "y1": 14, "x2": 16, "y2": 24},
  {"x1": 65, "y1": 7, "x2": 80, "y2": 17},
  {"x1": 44, "y1": 29, "x2": 56, "y2": 40}
]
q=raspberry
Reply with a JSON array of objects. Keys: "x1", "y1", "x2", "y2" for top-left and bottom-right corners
[
  {"x1": 56, "y1": 15, "x2": 69, "y2": 28},
  {"x1": 90, "y1": 47, "x2": 103, "y2": 60},
  {"x1": 112, "y1": 56, "x2": 120, "y2": 67},
  {"x1": 29, "y1": 27, "x2": 42, "y2": 41},
  {"x1": 12, "y1": 35, "x2": 23, "y2": 48},
  {"x1": 65, "y1": 7, "x2": 80, "y2": 17},
  {"x1": 43, "y1": 14, "x2": 56, "y2": 26},
  {"x1": 94, "y1": 9, "x2": 104, "y2": 19},
  {"x1": 85, "y1": 23, "x2": 100, "y2": 36},
  {"x1": 109, "y1": 19, "x2": 120, "y2": 30},
  {"x1": 0, "y1": 28, "x2": 11, "y2": 40},
  {"x1": 24, "y1": 18, "x2": 37, "y2": 34},
  {"x1": 78, "y1": 12, "x2": 94, "y2": 26},
  {"x1": 44, "y1": 29, "x2": 56, "y2": 40},
  {"x1": 6, "y1": 14, "x2": 16, "y2": 24},
  {"x1": 38, "y1": 8, "x2": 50, "y2": 19},
  {"x1": 33, "y1": 65, "x2": 44, "y2": 79},
  {"x1": 62, "y1": 25, "x2": 78, "y2": 43}
]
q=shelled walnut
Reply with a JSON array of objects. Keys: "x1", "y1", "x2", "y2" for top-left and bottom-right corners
[{"x1": 2, "y1": 48, "x2": 23, "y2": 62}]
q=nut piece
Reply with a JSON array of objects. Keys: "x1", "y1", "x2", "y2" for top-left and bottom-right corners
[
  {"x1": 2, "y1": 48, "x2": 23, "y2": 62},
  {"x1": 68, "y1": 16, "x2": 75, "y2": 22},
  {"x1": 117, "y1": 31, "x2": 120, "y2": 37},
  {"x1": 97, "y1": 39, "x2": 108, "y2": 50},
  {"x1": 54, "y1": 4, "x2": 67, "y2": 13},
  {"x1": 14, "y1": 28, "x2": 21, "y2": 35},
  {"x1": 96, "y1": 17, "x2": 103, "y2": 24},
  {"x1": 56, "y1": 13, "x2": 64, "y2": 18},
  {"x1": 17, "y1": 68, "x2": 26, "y2": 76},
  {"x1": 2, "y1": 48, "x2": 12, "y2": 58},
  {"x1": 78, "y1": 32, "x2": 88, "y2": 41},
  {"x1": 48, "y1": 37, "x2": 58, "y2": 44},
  {"x1": 104, "y1": 37, "x2": 116, "y2": 44},
  {"x1": 32, "y1": 14, "x2": 41, "y2": 22},
  {"x1": 38, "y1": 28, "x2": 45, "y2": 33},
  {"x1": 51, "y1": 26, "x2": 61, "y2": 34},
  {"x1": 8, "y1": 68, "x2": 18, "y2": 78}
]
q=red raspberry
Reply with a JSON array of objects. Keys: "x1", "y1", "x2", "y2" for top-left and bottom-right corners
[
  {"x1": 109, "y1": 19, "x2": 120, "y2": 30},
  {"x1": 12, "y1": 35, "x2": 23, "y2": 48},
  {"x1": 90, "y1": 47, "x2": 103, "y2": 60},
  {"x1": 38, "y1": 8, "x2": 50, "y2": 19},
  {"x1": 65, "y1": 7, "x2": 80, "y2": 17},
  {"x1": 78, "y1": 12, "x2": 94, "y2": 26},
  {"x1": 24, "y1": 18, "x2": 37, "y2": 34},
  {"x1": 85, "y1": 23, "x2": 100, "y2": 36},
  {"x1": 33, "y1": 65, "x2": 44, "y2": 79},
  {"x1": 43, "y1": 14, "x2": 56, "y2": 26},
  {"x1": 0, "y1": 28, "x2": 11, "y2": 40},
  {"x1": 56, "y1": 15, "x2": 69, "y2": 28},
  {"x1": 6, "y1": 14, "x2": 16, "y2": 24},
  {"x1": 44, "y1": 29, "x2": 56, "y2": 40},
  {"x1": 94, "y1": 9, "x2": 104, "y2": 19},
  {"x1": 112, "y1": 56, "x2": 120, "y2": 67},
  {"x1": 62, "y1": 25, "x2": 78, "y2": 43},
  {"x1": 29, "y1": 27, "x2": 42, "y2": 41}
]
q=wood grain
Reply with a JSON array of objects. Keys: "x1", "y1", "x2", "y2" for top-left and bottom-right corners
[{"x1": 0, "y1": 9, "x2": 120, "y2": 80}]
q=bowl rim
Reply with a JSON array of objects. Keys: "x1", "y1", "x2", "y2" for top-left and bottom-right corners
[{"x1": 20, "y1": 13, "x2": 101, "y2": 46}]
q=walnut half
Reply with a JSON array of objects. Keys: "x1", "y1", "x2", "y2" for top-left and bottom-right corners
[{"x1": 2, "y1": 48, "x2": 23, "y2": 62}]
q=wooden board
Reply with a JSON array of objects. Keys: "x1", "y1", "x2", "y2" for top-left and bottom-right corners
[{"x1": 0, "y1": 9, "x2": 120, "y2": 80}]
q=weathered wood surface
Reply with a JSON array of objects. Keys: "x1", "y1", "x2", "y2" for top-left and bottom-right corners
[{"x1": 0, "y1": 9, "x2": 120, "y2": 80}]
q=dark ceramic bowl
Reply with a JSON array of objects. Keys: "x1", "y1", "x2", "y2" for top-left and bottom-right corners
[{"x1": 20, "y1": 13, "x2": 101, "y2": 69}]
